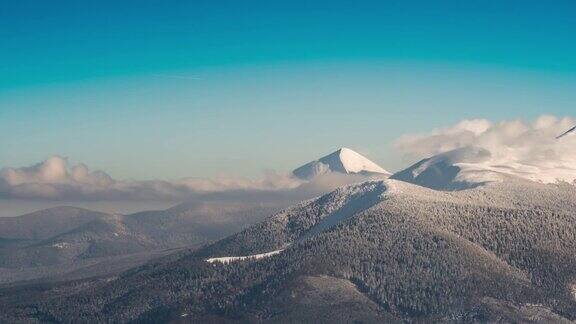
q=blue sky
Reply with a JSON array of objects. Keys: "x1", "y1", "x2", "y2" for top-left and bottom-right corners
[{"x1": 1, "y1": 0, "x2": 576, "y2": 179}]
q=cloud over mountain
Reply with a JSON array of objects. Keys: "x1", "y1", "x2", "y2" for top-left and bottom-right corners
[
  {"x1": 0, "y1": 156, "x2": 302, "y2": 201},
  {"x1": 396, "y1": 115, "x2": 575, "y2": 158},
  {"x1": 4, "y1": 115, "x2": 575, "y2": 200},
  {"x1": 395, "y1": 115, "x2": 576, "y2": 184}
]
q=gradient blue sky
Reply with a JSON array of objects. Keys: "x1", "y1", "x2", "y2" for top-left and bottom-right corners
[{"x1": 1, "y1": 0, "x2": 576, "y2": 179}]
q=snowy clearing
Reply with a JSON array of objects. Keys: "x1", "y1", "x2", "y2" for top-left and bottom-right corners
[{"x1": 205, "y1": 249, "x2": 285, "y2": 264}]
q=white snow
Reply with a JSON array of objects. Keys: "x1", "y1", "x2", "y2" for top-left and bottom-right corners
[
  {"x1": 52, "y1": 242, "x2": 71, "y2": 249},
  {"x1": 338, "y1": 148, "x2": 388, "y2": 174},
  {"x1": 293, "y1": 147, "x2": 390, "y2": 180},
  {"x1": 392, "y1": 146, "x2": 576, "y2": 190},
  {"x1": 205, "y1": 248, "x2": 285, "y2": 264},
  {"x1": 298, "y1": 180, "x2": 389, "y2": 241}
]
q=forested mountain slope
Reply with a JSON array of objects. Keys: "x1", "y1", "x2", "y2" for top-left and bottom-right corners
[{"x1": 1, "y1": 180, "x2": 575, "y2": 323}]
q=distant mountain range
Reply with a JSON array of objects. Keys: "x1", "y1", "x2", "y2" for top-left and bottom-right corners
[
  {"x1": 0, "y1": 202, "x2": 285, "y2": 284},
  {"x1": 1, "y1": 147, "x2": 576, "y2": 322}
]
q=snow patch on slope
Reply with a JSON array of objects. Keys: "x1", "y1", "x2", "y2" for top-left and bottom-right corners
[
  {"x1": 204, "y1": 180, "x2": 396, "y2": 265},
  {"x1": 52, "y1": 242, "x2": 71, "y2": 249},
  {"x1": 205, "y1": 248, "x2": 285, "y2": 264},
  {"x1": 298, "y1": 180, "x2": 389, "y2": 241}
]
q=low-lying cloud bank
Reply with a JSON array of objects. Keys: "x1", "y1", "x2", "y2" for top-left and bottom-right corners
[
  {"x1": 0, "y1": 156, "x2": 368, "y2": 202},
  {"x1": 3, "y1": 115, "x2": 574, "y2": 201},
  {"x1": 395, "y1": 115, "x2": 576, "y2": 183},
  {"x1": 0, "y1": 156, "x2": 304, "y2": 201}
]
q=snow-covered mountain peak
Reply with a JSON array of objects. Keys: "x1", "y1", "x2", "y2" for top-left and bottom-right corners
[
  {"x1": 336, "y1": 147, "x2": 386, "y2": 173},
  {"x1": 392, "y1": 146, "x2": 576, "y2": 191},
  {"x1": 293, "y1": 148, "x2": 390, "y2": 180}
]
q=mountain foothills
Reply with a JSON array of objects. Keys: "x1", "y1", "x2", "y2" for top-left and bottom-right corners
[
  {"x1": 1, "y1": 147, "x2": 576, "y2": 323},
  {"x1": 0, "y1": 201, "x2": 285, "y2": 284}
]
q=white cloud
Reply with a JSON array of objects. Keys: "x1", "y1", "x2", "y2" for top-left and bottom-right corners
[
  {"x1": 0, "y1": 156, "x2": 303, "y2": 201},
  {"x1": 395, "y1": 115, "x2": 576, "y2": 183},
  {"x1": 6, "y1": 115, "x2": 574, "y2": 200}
]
